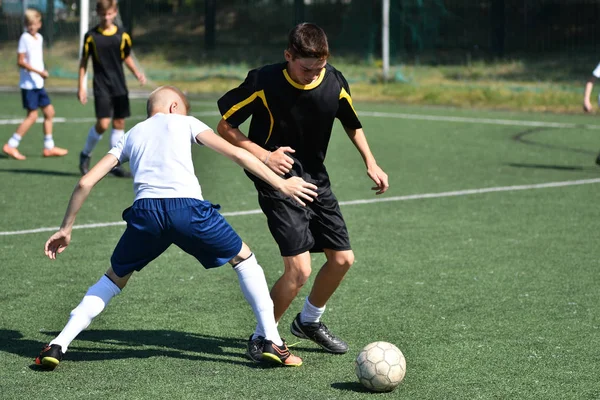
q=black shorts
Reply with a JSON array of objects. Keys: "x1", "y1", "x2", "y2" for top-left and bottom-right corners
[
  {"x1": 257, "y1": 184, "x2": 351, "y2": 257},
  {"x1": 94, "y1": 94, "x2": 131, "y2": 119}
]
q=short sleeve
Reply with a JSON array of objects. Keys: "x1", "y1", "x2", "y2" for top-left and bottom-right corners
[
  {"x1": 81, "y1": 32, "x2": 91, "y2": 59},
  {"x1": 593, "y1": 62, "x2": 600, "y2": 78},
  {"x1": 188, "y1": 116, "x2": 211, "y2": 145},
  {"x1": 335, "y1": 71, "x2": 362, "y2": 130},
  {"x1": 108, "y1": 130, "x2": 130, "y2": 164},
  {"x1": 121, "y1": 32, "x2": 132, "y2": 60},
  {"x1": 17, "y1": 34, "x2": 27, "y2": 54},
  {"x1": 217, "y1": 69, "x2": 259, "y2": 128}
]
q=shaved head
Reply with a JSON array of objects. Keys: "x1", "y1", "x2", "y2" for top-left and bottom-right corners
[{"x1": 146, "y1": 86, "x2": 190, "y2": 117}]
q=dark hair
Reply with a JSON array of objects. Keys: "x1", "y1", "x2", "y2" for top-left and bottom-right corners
[
  {"x1": 96, "y1": 0, "x2": 117, "y2": 13},
  {"x1": 287, "y1": 23, "x2": 330, "y2": 60}
]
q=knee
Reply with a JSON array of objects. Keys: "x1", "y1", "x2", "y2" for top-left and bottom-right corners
[
  {"x1": 286, "y1": 264, "x2": 312, "y2": 288},
  {"x1": 27, "y1": 110, "x2": 38, "y2": 120},
  {"x1": 43, "y1": 106, "x2": 55, "y2": 119},
  {"x1": 96, "y1": 120, "x2": 110, "y2": 133},
  {"x1": 112, "y1": 119, "x2": 125, "y2": 130},
  {"x1": 331, "y1": 251, "x2": 355, "y2": 271}
]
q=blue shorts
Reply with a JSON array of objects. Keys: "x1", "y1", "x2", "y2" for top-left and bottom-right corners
[
  {"x1": 110, "y1": 198, "x2": 243, "y2": 277},
  {"x1": 21, "y1": 88, "x2": 51, "y2": 110}
]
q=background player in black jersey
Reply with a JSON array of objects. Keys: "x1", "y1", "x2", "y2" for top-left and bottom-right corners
[
  {"x1": 217, "y1": 23, "x2": 389, "y2": 360},
  {"x1": 77, "y1": 0, "x2": 146, "y2": 177}
]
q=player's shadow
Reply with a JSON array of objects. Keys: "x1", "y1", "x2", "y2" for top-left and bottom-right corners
[
  {"x1": 330, "y1": 382, "x2": 374, "y2": 393},
  {"x1": 0, "y1": 328, "x2": 263, "y2": 369},
  {"x1": 504, "y1": 162, "x2": 594, "y2": 171},
  {"x1": 0, "y1": 168, "x2": 81, "y2": 177}
]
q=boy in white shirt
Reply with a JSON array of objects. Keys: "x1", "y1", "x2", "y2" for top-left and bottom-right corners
[
  {"x1": 35, "y1": 86, "x2": 318, "y2": 370},
  {"x1": 583, "y1": 62, "x2": 600, "y2": 165},
  {"x1": 2, "y1": 8, "x2": 68, "y2": 160}
]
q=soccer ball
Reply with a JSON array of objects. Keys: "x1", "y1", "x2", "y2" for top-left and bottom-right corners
[{"x1": 355, "y1": 341, "x2": 406, "y2": 392}]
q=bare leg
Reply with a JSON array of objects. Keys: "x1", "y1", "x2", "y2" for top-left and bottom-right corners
[
  {"x1": 15, "y1": 109, "x2": 38, "y2": 137},
  {"x1": 270, "y1": 251, "x2": 312, "y2": 322},
  {"x1": 307, "y1": 249, "x2": 354, "y2": 308},
  {"x1": 41, "y1": 104, "x2": 55, "y2": 135}
]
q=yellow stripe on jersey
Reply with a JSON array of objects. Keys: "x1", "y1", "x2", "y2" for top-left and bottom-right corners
[
  {"x1": 339, "y1": 87, "x2": 358, "y2": 116},
  {"x1": 223, "y1": 90, "x2": 274, "y2": 144},
  {"x1": 283, "y1": 68, "x2": 326, "y2": 90},
  {"x1": 121, "y1": 32, "x2": 132, "y2": 59},
  {"x1": 84, "y1": 35, "x2": 99, "y2": 63}
]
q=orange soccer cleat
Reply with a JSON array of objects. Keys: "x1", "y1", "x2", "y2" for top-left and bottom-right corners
[
  {"x1": 43, "y1": 147, "x2": 69, "y2": 157},
  {"x1": 2, "y1": 143, "x2": 26, "y2": 160}
]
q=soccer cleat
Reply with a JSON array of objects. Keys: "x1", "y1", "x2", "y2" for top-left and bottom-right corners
[
  {"x1": 246, "y1": 334, "x2": 265, "y2": 363},
  {"x1": 2, "y1": 143, "x2": 26, "y2": 160},
  {"x1": 43, "y1": 147, "x2": 68, "y2": 157},
  {"x1": 595, "y1": 152, "x2": 600, "y2": 166},
  {"x1": 290, "y1": 313, "x2": 349, "y2": 354},
  {"x1": 79, "y1": 152, "x2": 91, "y2": 175},
  {"x1": 34, "y1": 344, "x2": 63, "y2": 370},
  {"x1": 261, "y1": 339, "x2": 302, "y2": 367},
  {"x1": 109, "y1": 166, "x2": 132, "y2": 178}
]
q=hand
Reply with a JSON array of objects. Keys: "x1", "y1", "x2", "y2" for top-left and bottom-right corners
[
  {"x1": 279, "y1": 176, "x2": 318, "y2": 206},
  {"x1": 583, "y1": 100, "x2": 593, "y2": 113},
  {"x1": 77, "y1": 87, "x2": 87, "y2": 105},
  {"x1": 266, "y1": 146, "x2": 295, "y2": 176},
  {"x1": 137, "y1": 72, "x2": 147, "y2": 85},
  {"x1": 40, "y1": 70, "x2": 49, "y2": 79},
  {"x1": 367, "y1": 164, "x2": 389, "y2": 195},
  {"x1": 44, "y1": 229, "x2": 72, "y2": 260}
]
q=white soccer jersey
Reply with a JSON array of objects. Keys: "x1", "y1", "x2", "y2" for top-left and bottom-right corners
[
  {"x1": 108, "y1": 113, "x2": 211, "y2": 201},
  {"x1": 593, "y1": 62, "x2": 600, "y2": 78},
  {"x1": 18, "y1": 32, "x2": 45, "y2": 89}
]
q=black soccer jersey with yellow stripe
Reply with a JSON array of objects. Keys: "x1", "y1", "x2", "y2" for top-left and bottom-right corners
[
  {"x1": 81, "y1": 25, "x2": 132, "y2": 97},
  {"x1": 217, "y1": 62, "x2": 362, "y2": 186}
]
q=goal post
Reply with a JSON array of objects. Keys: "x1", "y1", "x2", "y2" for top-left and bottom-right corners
[{"x1": 79, "y1": 0, "x2": 90, "y2": 88}]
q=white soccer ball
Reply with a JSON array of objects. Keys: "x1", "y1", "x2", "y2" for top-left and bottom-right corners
[{"x1": 355, "y1": 341, "x2": 406, "y2": 392}]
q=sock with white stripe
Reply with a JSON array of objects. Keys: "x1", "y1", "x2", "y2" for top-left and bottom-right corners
[
  {"x1": 43, "y1": 134, "x2": 55, "y2": 150},
  {"x1": 7, "y1": 133, "x2": 22, "y2": 148}
]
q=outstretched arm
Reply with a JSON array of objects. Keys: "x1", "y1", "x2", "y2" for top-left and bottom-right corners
[
  {"x1": 343, "y1": 126, "x2": 389, "y2": 195},
  {"x1": 197, "y1": 128, "x2": 317, "y2": 205},
  {"x1": 217, "y1": 118, "x2": 296, "y2": 176},
  {"x1": 44, "y1": 154, "x2": 119, "y2": 259}
]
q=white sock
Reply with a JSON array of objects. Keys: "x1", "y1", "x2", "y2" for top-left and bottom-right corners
[
  {"x1": 233, "y1": 253, "x2": 282, "y2": 346},
  {"x1": 300, "y1": 298, "x2": 326, "y2": 324},
  {"x1": 49, "y1": 275, "x2": 121, "y2": 353},
  {"x1": 44, "y1": 134, "x2": 55, "y2": 150},
  {"x1": 7, "y1": 133, "x2": 22, "y2": 148},
  {"x1": 82, "y1": 126, "x2": 103, "y2": 156},
  {"x1": 110, "y1": 129, "x2": 124, "y2": 148}
]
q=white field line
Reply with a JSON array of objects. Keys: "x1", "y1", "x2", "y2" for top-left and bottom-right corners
[
  {"x1": 2, "y1": 110, "x2": 600, "y2": 130},
  {"x1": 0, "y1": 111, "x2": 221, "y2": 125},
  {"x1": 2, "y1": 178, "x2": 599, "y2": 237}
]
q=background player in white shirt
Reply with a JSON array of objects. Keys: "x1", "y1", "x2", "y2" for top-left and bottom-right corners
[
  {"x1": 583, "y1": 62, "x2": 600, "y2": 165},
  {"x1": 35, "y1": 86, "x2": 318, "y2": 370},
  {"x1": 2, "y1": 8, "x2": 67, "y2": 160}
]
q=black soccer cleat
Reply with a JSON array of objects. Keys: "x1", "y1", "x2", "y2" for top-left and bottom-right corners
[
  {"x1": 79, "y1": 152, "x2": 91, "y2": 175},
  {"x1": 290, "y1": 313, "x2": 349, "y2": 354},
  {"x1": 595, "y1": 152, "x2": 600, "y2": 166},
  {"x1": 261, "y1": 339, "x2": 302, "y2": 367},
  {"x1": 34, "y1": 344, "x2": 63, "y2": 370},
  {"x1": 246, "y1": 334, "x2": 264, "y2": 363},
  {"x1": 109, "y1": 166, "x2": 132, "y2": 178}
]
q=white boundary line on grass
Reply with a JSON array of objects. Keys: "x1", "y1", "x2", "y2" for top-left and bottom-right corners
[
  {"x1": 2, "y1": 110, "x2": 600, "y2": 130},
  {"x1": 2, "y1": 178, "x2": 599, "y2": 236}
]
